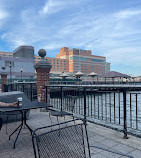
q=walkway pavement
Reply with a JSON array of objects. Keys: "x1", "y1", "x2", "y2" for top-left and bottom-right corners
[{"x1": 0, "y1": 110, "x2": 141, "y2": 158}]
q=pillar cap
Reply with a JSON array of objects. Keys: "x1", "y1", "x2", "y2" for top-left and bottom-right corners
[
  {"x1": 0, "y1": 72, "x2": 8, "y2": 76},
  {"x1": 0, "y1": 66, "x2": 8, "y2": 75},
  {"x1": 34, "y1": 49, "x2": 52, "y2": 69}
]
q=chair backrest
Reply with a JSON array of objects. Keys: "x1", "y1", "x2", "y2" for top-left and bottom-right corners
[
  {"x1": 63, "y1": 95, "x2": 76, "y2": 113},
  {"x1": 32, "y1": 121, "x2": 89, "y2": 158}
]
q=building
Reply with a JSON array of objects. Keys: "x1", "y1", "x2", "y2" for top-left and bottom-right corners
[
  {"x1": 35, "y1": 47, "x2": 110, "y2": 75},
  {"x1": 0, "y1": 46, "x2": 35, "y2": 80},
  {"x1": 34, "y1": 55, "x2": 69, "y2": 73},
  {"x1": 0, "y1": 46, "x2": 110, "y2": 81}
]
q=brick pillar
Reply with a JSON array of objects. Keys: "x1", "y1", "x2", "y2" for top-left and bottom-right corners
[
  {"x1": 34, "y1": 49, "x2": 52, "y2": 103},
  {"x1": 0, "y1": 73, "x2": 8, "y2": 92}
]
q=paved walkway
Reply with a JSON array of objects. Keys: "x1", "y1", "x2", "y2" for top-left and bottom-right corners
[{"x1": 0, "y1": 110, "x2": 141, "y2": 158}]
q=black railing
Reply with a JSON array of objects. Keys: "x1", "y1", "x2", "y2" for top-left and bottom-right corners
[
  {"x1": 4, "y1": 82, "x2": 141, "y2": 138},
  {"x1": 4, "y1": 82, "x2": 37, "y2": 101},
  {"x1": 46, "y1": 85, "x2": 141, "y2": 138}
]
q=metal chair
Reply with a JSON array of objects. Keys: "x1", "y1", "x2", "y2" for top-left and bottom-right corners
[
  {"x1": 32, "y1": 119, "x2": 91, "y2": 158},
  {"x1": 48, "y1": 95, "x2": 76, "y2": 125},
  {"x1": 32, "y1": 119, "x2": 133, "y2": 158}
]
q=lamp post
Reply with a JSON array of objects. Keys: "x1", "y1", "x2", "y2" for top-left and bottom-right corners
[
  {"x1": 20, "y1": 69, "x2": 23, "y2": 82},
  {"x1": 9, "y1": 62, "x2": 12, "y2": 83}
]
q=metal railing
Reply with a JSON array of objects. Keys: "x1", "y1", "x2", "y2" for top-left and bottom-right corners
[
  {"x1": 4, "y1": 83, "x2": 141, "y2": 138},
  {"x1": 46, "y1": 85, "x2": 141, "y2": 138},
  {"x1": 4, "y1": 82, "x2": 37, "y2": 101}
]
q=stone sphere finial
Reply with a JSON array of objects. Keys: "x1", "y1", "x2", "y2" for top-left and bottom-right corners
[{"x1": 38, "y1": 49, "x2": 46, "y2": 59}]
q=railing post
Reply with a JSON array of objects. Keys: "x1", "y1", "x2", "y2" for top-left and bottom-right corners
[
  {"x1": 61, "y1": 87, "x2": 63, "y2": 112},
  {"x1": 10, "y1": 84, "x2": 13, "y2": 91},
  {"x1": 22, "y1": 84, "x2": 24, "y2": 92},
  {"x1": 45, "y1": 86, "x2": 48, "y2": 111},
  {"x1": 16, "y1": 84, "x2": 18, "y2": 91},
  {"x1": 123, "y1": 89, "x2": 128, "y2": 139},
  {"x1": 30, "y1": 83, "x2": 33, "y2": 101},
  {"x1": 83, "y1": 87, "x2": 86, "y2": 124}
]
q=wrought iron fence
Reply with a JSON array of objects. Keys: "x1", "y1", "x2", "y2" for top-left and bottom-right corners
[
  {"x1": 4, "y1": 82, "x2": 141, "y2": 138},
  {"x1": 46, "y1": 85, "x2": 141, "y2": 138},
  {"x1": 4, "y1": 82, "x2": 37, "y2": 101}
]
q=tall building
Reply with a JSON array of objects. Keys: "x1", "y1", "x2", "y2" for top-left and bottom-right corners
[
  {"x1": 34, "y1": 47, "x2": 110, "y2": 75},
  {"x1": 56, "y1": 47, "x2": 110, "y2": 74},
  {"x1": 0, "y1": 46, "x2": 110, "y2": 80}
]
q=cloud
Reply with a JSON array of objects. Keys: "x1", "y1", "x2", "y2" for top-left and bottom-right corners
[
  {"x1": 1, "y1": 0, "x2": 141, "y2": 75},
  {"x1": 0, "y1": 10, "x2": 8, "y2": 19},
  {"x1": 39, "y1": 0, "x2": 82, "y2": 15},
  {"x1": 39, "y1": 0, "x2": 63, "y2": 15},
  {"x1": 0, "y1": 9, "x2": 8, "y2": 28},
  {"x1": 115, "y1": 9, "x2": 141, "y2": 19}
]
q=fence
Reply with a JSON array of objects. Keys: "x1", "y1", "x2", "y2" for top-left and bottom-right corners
[
  {"x1": 46, "y1": 85, "x2": 141, "y2": 138},
  {"x1": 4, "y1": 83, "x2": 141, "y2": 138},
  {"x1": 4, "y1": 82, "x2": 37, "y2": 101}
]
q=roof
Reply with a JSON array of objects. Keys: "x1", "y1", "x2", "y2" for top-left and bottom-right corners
[{"x1": 100, "y1": 71, "x2": 131, "y2": 78}]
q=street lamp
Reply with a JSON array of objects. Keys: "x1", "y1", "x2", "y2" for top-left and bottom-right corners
[
  {"x1": 9, "y1": 62, "x2": 12, "y2": 83},
  {"x1": 20, "y1": 69, "x2": 23, "y2": 82}
]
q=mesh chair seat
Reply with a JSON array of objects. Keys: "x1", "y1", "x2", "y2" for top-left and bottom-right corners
[
  {"x1": 49, "y1": 110, "x2": 73, "y2": 117},
  {"x1": 48, "y1": 96, "x2": 76, "y2": 124}
]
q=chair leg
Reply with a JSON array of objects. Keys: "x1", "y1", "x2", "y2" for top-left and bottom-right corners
[
  {"x1": 64, "y1": 116, "x2": 67, "y2": 127},
  {"x1": 57, "y1": 117, "x2": 61, "y2": 137},
  {"x1": 57, "y1": 117, "x2": 60, "y2": 130},
  {"x1": 16, "y1": 114, "x2": 18, "y2": 124},
  {"x1": 49, "y1": 112, "x2": 53, "y2": 130},
  {"x1": 0, "y1": 118, "x2": 3, "y2": 131},
  {"x1": 84, "y1": 124, "x2": 91, "y2": 158},
  {"x1": 73, "y1": 116, "x2": 75, "y2": 125},
  {"x1": 6, "y1": 116, "x2": 8, "y2": 134}
]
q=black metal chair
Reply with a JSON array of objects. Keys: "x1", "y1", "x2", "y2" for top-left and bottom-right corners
[
  {"x1": 48, "y1": 95, "x2": 76, "y2": 125},
  {"x1": 32, "y1": 119, "x2": 91, "y2": 158},
  {"x1": 32, "y1": 120, "x2": 133, "y2": 158}
]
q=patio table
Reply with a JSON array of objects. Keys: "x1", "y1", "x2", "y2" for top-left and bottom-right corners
[{"x1": 0, "y1": 101, "x2": 49, "y2": 148}]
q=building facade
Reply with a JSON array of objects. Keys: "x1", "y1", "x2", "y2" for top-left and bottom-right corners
[
  {"x1": 35, "y1": 47, "x2": 110, "y2": 75},
  {"x1": 0, "y1": 46, "x2": 35, "y2": 80},
  {"x1": 0, "y1": 46, "x2": 110, "y2": 80}
]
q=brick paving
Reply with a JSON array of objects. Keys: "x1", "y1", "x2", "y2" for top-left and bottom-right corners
[{"x1": 0, "y1": 110, "x2": 141, "y2": 158}]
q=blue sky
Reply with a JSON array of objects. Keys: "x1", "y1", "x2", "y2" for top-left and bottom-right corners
[{"x1": 0, "y1": 0, "x2": 141, "y2": 76}]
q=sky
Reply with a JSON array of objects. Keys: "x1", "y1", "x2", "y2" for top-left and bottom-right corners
[{"x1": 0, "y1": 0, "x2": 141, "y2": 76}]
